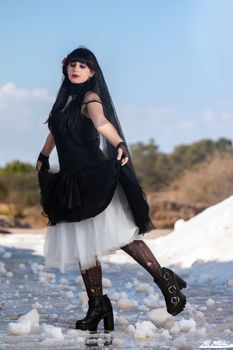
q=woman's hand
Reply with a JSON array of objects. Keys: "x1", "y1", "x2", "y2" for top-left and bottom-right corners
[
  {"x1": 116, "y1": 142, "x2": 129, "y2": 166},
  {"x1": 36, "y1": 152, "x2": 50, "y2": 174},
  {"x1": 36, "y1": 160, "x2": 43, "y2": 174}
]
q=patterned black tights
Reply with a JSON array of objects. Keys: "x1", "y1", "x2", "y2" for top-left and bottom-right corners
[
  {"x1": 121, "y1": 240, "x2": 163, "y2": 279},
  {"x1": 79, "y1": 259, "x2": 103, "y2": 297},
  {"x1": 79, "y1": 240, "x2": 162, "y2": 297}
]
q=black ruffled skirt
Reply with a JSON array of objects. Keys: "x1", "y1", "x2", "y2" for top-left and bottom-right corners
[{"x1": 38, "y1": 158, "x2": 155, "y2": 235}]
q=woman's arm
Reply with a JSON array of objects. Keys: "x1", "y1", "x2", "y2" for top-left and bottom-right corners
[
  {"x1": 41, "y1": 131, "x2": 55, "y2": 156},
  {"x1": 36, "y1": 132, "x2": 55, "y2": 172},
  {"x1": 84, "y1": 95, "x2": 129, "y2": 166}
]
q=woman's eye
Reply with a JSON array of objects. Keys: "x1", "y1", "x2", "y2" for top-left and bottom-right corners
[{"x1": 80, "y1": 65, "x2": 86, "y2": 69}]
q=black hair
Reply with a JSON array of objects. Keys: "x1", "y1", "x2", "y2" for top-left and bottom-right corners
[{"x1": 44, "y1": 46, "x2": 98, "y2": 131}]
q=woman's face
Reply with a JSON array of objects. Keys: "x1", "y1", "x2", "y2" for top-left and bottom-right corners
[{"x1": 67, "y1": 61, "x2": 95, "y2": 84}]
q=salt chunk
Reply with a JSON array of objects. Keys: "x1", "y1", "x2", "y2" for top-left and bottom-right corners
[
  {"x1": 18, "y1": 263, "x2": 26, "y2": 269},
  {"x1": 75, "y1": 276, "x2": 83, "y2": 285},
  {"x1": 112, "y1": 337, "x2": 123, "y2": 347},
  {"x1": 135, "y1": 283, "x2": 148, "y2": 292},
  {"x1": 39, "y1": 272, "x2": 56, "y2": 283},
  {"x1": 8, "y1": 309, "x2": 40, "y2": 335},
  {"x1": 8, "y1": 320, "x2": 31, "y2": 335},
  {"x1": 179, "y1": 319, "x2": 196, "y2": 332},
  {"x1": 158, "y1": 329, "x2": 171, "y2": 341},
  {"x1": 174, "y1": 335, "x2": 193, "y2": 349},
  {"x1": 117, "y1": 297, "x2": 138, "y2": 309},
  {"x1": 19, "y1": 309, "x2": 40, "y2": 328},
  {"x1": 102, "y1": 278, "x2": 112, "y2": 288},
  {"x1": 127, "y1": 324, "x2": 135, "y2": 333},
  {"x1": 6, "y1": 271, "x2": 13, "y2": 278},
  {"x1": 138, "y1": 304, "x2": 149, "y2": 312},
  {"x1": 148, "y1": 308, "x2": 171, "y2": 326},
  {"x1": 133, "y1": 320, "x2": 156, "y2": 339},
  {"x1": 196, "y1": 327, "x2": 206, "y2": 338},
  {"x1": 170, "y1": 321, "x2": 181, "y2": 334},
  {"x1": 66, "y1": 291, "x2": 74, "y2": 298},
  {"x1": 217, "y1": 307, "x2": 223, "y2": 312},
  {"x1": 125, "y1": 282, "x2": 133, "y2": 289},
  {"x1": 41, "y1": 324, "x2": 64, "y2": 340},
  {"x1": 206, "y1": 298, "x2": 215, "y2": 306},
  {"x1": 60, "y1": 278, "x2": 69, "y2": 286},
  {"x1": 143, "y1": 294, "x2": 159, "y2": 308},
  {"x1": 33, "y1": 302, "x2": 43, "y2": 309}
]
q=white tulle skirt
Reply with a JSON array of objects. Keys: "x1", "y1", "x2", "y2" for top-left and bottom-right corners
[{"x1": 43, "y1": 183, "x2": 143, "y2": 273}]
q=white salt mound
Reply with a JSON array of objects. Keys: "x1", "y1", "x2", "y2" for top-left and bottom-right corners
[
  {"x1": 148, "y1": 308, "x2": 171, "y2": 326},
  {"x1": 150, "y1": 195, "x2": 233, "y2": 271},
  {"x1": 41, "y1": 324, "x2": 64, "y2": 340},
  {"x1": 179, "y1": 319, "x2": 196, "y2": 332},
  {"x1": 8, "y1": 309, "x2": 40, "y2": 335},
  {"x1": 133, "y1": 320, "x2": 157, "y2": 339}
]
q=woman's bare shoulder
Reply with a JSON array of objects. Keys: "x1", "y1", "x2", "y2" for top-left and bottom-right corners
[{"x1": 82, "y1": 91, "x2": 102, "y2": 103}]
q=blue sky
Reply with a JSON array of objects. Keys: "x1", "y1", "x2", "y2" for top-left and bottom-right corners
[{"x1": 0, "y1": 0, "x2": 233, "y2": 167}]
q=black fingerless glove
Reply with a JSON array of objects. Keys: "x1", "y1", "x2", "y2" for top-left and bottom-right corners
[
  {"x1": 37, "y1": 152, "x2": 50, "y2": 170},
  {"x1": 116, "y1": 141, "x2": 129, "y2": 160}
]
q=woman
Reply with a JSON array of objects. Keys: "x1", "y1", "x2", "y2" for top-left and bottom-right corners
[{"x1": 36, "y1": 47, "x2": 187, "y2": 333}]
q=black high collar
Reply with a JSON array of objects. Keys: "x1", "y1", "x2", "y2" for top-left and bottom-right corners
[{"x1": 68, "y1": 79, "x2": 91, "y2": 97}]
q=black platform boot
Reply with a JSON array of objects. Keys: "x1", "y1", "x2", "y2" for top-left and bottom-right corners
[
  {"x1": 76, "y1": 294, "x2": 114, "y2": 333},
  {"x1": 154, "y1": 267, "x2": 187, "y2": 316},
  {"x1": 121, "y1": 240, "x2": 187, "y2": 316}
]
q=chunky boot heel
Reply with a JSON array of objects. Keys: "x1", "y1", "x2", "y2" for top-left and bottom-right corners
[
  {"x1": 154, "y1": 267, "x2": 187, "y2": 316},
  {"x1": 103, "y1": 310, "x2": 114, "y2": 332},
  {"x1": 174, "y1": 273, "x2": 187, "y2": 289},
  {"x1": 76, "y1": 294, "x2": 114, "y2": 332}
]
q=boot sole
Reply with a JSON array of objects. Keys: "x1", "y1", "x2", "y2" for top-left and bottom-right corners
[{"x1": 76, "y1": 310, "x2": 114, "y2": 332}]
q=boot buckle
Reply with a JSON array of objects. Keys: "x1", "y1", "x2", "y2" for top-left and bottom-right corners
[
  {"x1": 171, "y1": 296, "x2": 180, "y2": 304},
  {"x1": 163, "y1": 272, "x2": 170, "y2": 281},
  {"x1": 168, "y1": 285, "x2": 176, "y2": 293}
]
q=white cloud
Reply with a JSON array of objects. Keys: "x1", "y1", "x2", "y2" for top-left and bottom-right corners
[{"x1": 0, "y1": 82, "x2": 54, "y2": 102}]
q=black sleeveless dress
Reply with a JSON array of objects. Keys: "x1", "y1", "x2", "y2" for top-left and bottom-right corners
[{"x1": 38, "y1": 99, "x2": 155, "y2": 272}]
